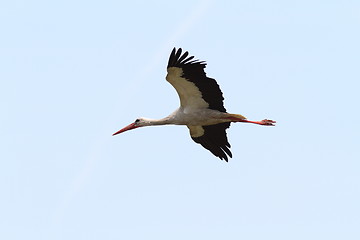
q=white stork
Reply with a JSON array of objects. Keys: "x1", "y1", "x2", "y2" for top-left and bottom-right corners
[{"x1": 113, "y1": 48, "x2": 275, "y2": 161}]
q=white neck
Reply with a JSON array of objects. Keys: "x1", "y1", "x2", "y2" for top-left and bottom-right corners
[{"x1": 141, "y1": 116, "x2": 172, "y2": 126}]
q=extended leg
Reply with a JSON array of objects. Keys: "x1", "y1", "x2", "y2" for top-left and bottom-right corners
[
  {"x1": 240, "y1": 119, "x2": 276, "y2": 126},
  {"x1": 225, "y1": 115, "x2": 276, "y2": 126}
]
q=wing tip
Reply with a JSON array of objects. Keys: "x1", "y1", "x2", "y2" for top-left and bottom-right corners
[
  {"x1": 167, "y1": 47, "x2": 206, "y2": 68},
  {"x1": 192, "y1": 136, "x2": 232, "y2": 162}
]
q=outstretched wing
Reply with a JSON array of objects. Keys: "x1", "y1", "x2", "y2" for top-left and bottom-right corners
[
  {"x1": 166, "y1": 48, "x2": 227, "y2": 112},
  {"x1": 188, "y1": 123, "x2": 232, "y2": 161}
]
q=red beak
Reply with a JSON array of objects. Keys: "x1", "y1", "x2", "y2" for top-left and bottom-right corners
[{"x1": 112, "y1": 123, "x2": 138, "y2": 136}]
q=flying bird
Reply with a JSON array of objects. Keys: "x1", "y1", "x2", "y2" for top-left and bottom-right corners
[{"x1": 113, "y1": 48, "x2": 275, "y2": 161}]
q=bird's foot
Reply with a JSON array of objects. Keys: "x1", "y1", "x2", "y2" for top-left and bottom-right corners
[{"x1": 259, "y1": 119, "x2": 276, "y2": 126}]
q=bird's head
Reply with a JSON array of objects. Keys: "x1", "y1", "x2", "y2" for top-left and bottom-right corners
[{"x1": 112, "y1": 117, "x2": 149, "y2": 136}]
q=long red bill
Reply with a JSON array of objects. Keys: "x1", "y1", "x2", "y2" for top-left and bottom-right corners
[{"x1": 112, "y1": 122, "x2": 138, "y2": 136}]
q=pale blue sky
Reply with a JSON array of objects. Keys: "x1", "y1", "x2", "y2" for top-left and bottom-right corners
[{"x1": 1, "y1": 0, "x2": 360, "y2": 239}]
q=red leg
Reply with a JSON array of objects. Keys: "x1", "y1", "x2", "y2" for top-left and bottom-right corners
[
  {"x1": 225, "y1": 117, "x2": 276, "y2": 126},
  {"x1": 241, "y1": 119, "x2": 276, "y2": 126}
]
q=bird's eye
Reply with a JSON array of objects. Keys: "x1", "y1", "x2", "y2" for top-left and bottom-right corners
[{"x1": 135, "y1": 119, "x2": 140, "y2": 123}]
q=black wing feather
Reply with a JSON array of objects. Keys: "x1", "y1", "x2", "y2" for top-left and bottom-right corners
[
  {"x1": 167, "y1": 48, "x2": 227, "y2": 112},
  {"x1": 177, "y1": 51, "x2": 189, "y2": 63},
  {"x1": 191, "y1": 123, "x2": 232, "y2": 161}
]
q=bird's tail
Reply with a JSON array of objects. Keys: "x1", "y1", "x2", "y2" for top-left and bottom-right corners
[{"x1": 226, "y1": 113, "x2": 247, "y2": 121}]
